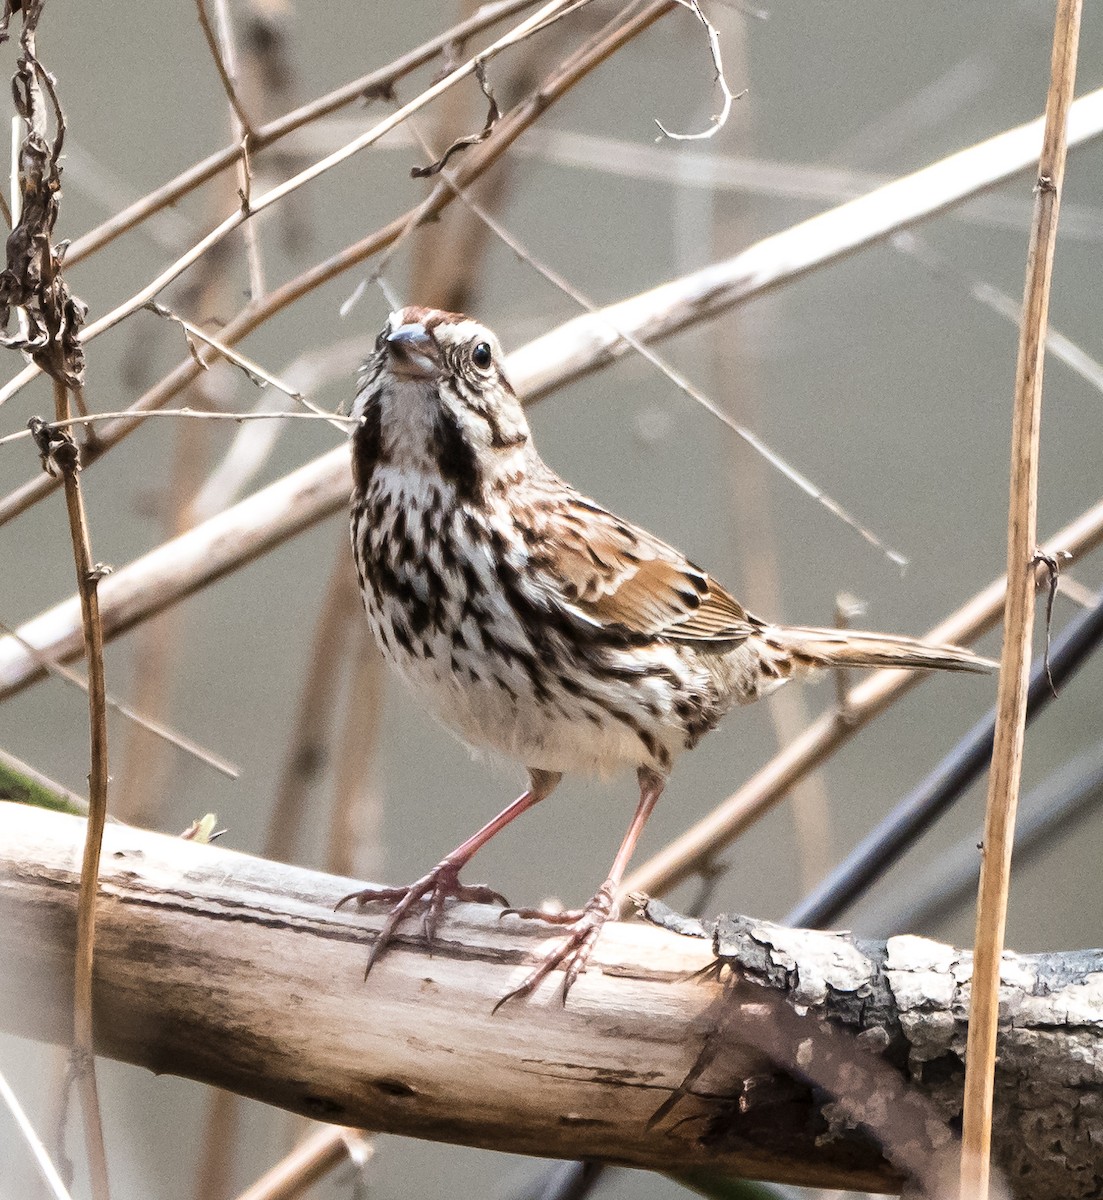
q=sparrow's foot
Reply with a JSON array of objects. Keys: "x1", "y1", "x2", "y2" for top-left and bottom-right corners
[
  {"x1": 336, "y1": 862, "x2": 509, "y2": 975},
  {"x1": 495, "y1": 884, "x2": 616, "y2": 1010}
]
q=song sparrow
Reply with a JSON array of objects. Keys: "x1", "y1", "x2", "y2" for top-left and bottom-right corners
[{"x1": 340, "y1": 305, "x2": 993, "y2": 1005}]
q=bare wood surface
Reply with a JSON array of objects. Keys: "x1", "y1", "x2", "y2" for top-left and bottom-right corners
[{"x1": 2, "y1": 803, "x2": 1101, "y2": 1198}]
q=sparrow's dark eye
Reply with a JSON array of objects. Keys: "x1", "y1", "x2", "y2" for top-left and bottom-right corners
[{"x1": 471, "y1": 341, "x2": 493, "y2": 369}]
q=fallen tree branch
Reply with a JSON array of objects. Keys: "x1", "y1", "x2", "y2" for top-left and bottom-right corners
[{"x1": 2, "y1": 803, "x2": 1100, "y2": 1198}]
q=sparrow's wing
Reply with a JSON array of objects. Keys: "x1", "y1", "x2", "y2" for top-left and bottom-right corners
[{"x1": 531, "y1": 489, "x2": 757, "y2": 644}]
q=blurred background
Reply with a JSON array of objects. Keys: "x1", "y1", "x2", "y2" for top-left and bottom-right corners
[{"x1": 1, "y1": 0, "x2": 1101, "y2": 1197}]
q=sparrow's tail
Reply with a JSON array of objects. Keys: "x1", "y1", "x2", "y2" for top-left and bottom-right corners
[{"x1": 758, "y1": 625, "x2": 997, "y2": 674}]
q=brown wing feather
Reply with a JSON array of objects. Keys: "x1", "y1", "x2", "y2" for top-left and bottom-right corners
[{"x1": 535, "y1": 490, "x2": 756, "y2": 644}]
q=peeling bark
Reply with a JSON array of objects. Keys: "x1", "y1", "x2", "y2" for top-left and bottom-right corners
[
  {"x1": 641, "y1": 903, "x2": 1103, "y2": 1199},
  {"x1": 1, "y1": 804, "x2": 1100, "y2": 1197}
]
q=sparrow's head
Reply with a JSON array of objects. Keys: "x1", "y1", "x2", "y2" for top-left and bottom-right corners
[{"x1": 352, "y1": 306, "x2": 531, "y2": 497}]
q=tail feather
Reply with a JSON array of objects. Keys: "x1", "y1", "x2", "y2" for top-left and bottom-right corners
[{"x1": 760, "y1": 625, "x2": 997, "y2": 674}]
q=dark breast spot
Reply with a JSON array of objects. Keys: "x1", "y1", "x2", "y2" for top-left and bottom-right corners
[
  {"x1": 352, "y1": 398, "x2": 385, "y2": 491},
  {"x1": 430, "y1": 408, "x2": 480, "y2": 502},
  {"x1": 408, "y1": 594, "x2": 431, "y2": 637},
  {"x1": 392, "y1": 621, "x2": 414, "y2": 655}
]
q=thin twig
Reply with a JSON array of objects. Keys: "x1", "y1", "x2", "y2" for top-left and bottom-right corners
[
  {"x1": 143, "y1": 301, "x2": 340, "y2": 420},
  {"x1": 48, "y1": 379, "x2": 111, "y2": 1200},
  {"x1": 960, "y1": 1, "x2": 1082, "y2": 1195},
  {"x1": 655, "y1": 0, "x2": 740, "y2": 141},
  {"x1": 191, "y1": 334, "x2": 375, "y2": 519},
  {"x1": 0, "y1": 408, "x2": 352, "y2": 448},
  {"x1": 194, "y1": 0, "x2": 256, "y2": 136}
]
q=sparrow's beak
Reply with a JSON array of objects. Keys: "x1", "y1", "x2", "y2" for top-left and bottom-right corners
[{"x1": 385, "y1": 323, "x2": 441, "y2": 380}]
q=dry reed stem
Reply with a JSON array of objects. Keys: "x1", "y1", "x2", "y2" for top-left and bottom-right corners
[
  {"x1": 48, "y1": 380, "x2": 110, "y2": 1200},
  {"x1": 623, "y1": 497, "x2": 1103, "y2": 899},
  {"x1": 231, "y1": 1126, "x2": 371, "y2": 1200},
  {"x1": 0, "y1": 0, "x2": 673, "y2": 525},
  {"x1": 959, "y1": 2, "x2": 1082, "y2": 1196}
]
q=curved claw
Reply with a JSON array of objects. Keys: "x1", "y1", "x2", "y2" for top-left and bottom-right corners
[
  {"x1": 334, "y1": 864, "x2": 510, "y2": 976},
  {"x1": 493, "y1": 887, "x2": 616, "y2": 1013}
]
